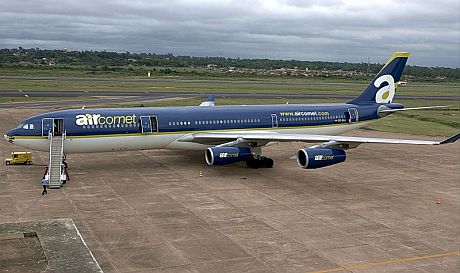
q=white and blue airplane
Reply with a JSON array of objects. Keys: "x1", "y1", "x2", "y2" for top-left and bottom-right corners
[{"x1": 4, "y1": 52, "x2": 459, "y2": 169}]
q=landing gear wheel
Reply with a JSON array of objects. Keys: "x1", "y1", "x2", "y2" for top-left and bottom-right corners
[
  {"x1": 262, "y1": 157, "x2": 274, "y2": 168},
  {"x1": 246, "y1": 158, "x2": 261, "y2": 169},
  {"x1": 246, "y1": 157, "x2": 274, "y2": 168}
]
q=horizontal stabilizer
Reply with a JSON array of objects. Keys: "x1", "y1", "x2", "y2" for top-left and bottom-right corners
[{"x1": 379, "y1": 105, "x2": 449, "y2": 113}]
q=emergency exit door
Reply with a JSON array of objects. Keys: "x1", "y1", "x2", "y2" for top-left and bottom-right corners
[
  {"x1": 271, "y1": 114, "x2": 278, "y2": 128},
  {"x1": 348, "y1": 108, "x2": 359, "y2": 123},
  {"x1": 42, "y1": 118, "x2": 54, "y2": 136},
  {"x1": 140, "y1": 116, "x2": 159, "y2": 133}
]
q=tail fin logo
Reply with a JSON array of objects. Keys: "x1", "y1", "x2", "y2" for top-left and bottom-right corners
[{"x1": 374, "y1": 74, "x2": 395, "y2": 103}]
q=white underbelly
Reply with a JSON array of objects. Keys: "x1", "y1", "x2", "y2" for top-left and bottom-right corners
[{"x1": 12, "y1": 122, "x2": 369, "y2": 153}]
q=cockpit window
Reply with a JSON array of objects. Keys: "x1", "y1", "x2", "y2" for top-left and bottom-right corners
[{"x1": 21, "y1": 124, "x2": 35, "y2": 130}]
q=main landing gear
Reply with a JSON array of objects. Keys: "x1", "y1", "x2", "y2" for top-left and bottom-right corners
[{"x1": 246, "y1": 156, "x2": 274, "y2": 168}]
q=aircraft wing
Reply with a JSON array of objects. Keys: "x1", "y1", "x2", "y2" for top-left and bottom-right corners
[{"x1": 179, "y1": 132, "x2": 460, "y2": 148}]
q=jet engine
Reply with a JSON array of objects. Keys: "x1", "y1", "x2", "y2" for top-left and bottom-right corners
[
  {"x1": 205, "y1": 147, "x2": 252, "y2": 166},
  {"x1": 297, "y1": 148, "x2": 346, "y2": 169}
]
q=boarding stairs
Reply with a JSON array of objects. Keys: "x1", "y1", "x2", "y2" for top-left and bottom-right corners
[{"x1": 48, "y1": 132, "x2": 65, "y2": 189}]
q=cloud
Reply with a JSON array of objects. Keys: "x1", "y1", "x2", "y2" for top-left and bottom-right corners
[{"x1": 0, "y1": 0, "x2": 458, "y2": 67}]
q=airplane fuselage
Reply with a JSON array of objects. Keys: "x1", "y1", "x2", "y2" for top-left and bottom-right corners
[{"x1": 5, "y1": 103, "x2": 392, "y2": 153}]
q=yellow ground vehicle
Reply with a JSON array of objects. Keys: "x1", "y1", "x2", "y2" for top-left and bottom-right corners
[{"x1": 5, "y1": 152, "x2": 32, "y2": 165}]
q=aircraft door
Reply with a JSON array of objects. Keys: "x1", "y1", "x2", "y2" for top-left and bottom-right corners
[
  {"x1": 348, "y1": 108, "x2": 359, "y2": 123},
  {"x1": 150, "y1": 116, "x2": 158, "y2": 133},
  {"x1": 42, "y1": 118, "x2": 54, "y2": 136},
  {"x1": 271, "y1": 114, "x2": 278, "y2": 128},
  {"x1": 140, "y1": 116, "x2": 152, "y2": 133},
  {"x1": 54, "y1": 118, "x2": 64, "y2": 136}
]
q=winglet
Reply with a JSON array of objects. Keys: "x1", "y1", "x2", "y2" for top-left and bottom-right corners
[{"x1": 440, "y1": 133, "x2": 460, "y2": 144}]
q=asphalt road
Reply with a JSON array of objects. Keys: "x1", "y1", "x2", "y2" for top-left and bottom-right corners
[
  {"x1": 0, "y1": 90, "x2": 458, "y2": 110},
  {"x1": 0, "y1": 95, "x2": 188, "y2": 109},
  {"x1": 0, "y1": 75, "x2": 453, "y2": 88},
  {"x1": 1, "y1": 90, "x2": 458, "y2": 101},
  {"x1": 1, "y1": 76, "x2": 458, "y2": 109}
]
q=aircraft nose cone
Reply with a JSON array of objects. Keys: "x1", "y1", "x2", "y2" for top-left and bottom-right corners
[{"x1": 4, "y1": 129, "x2": 15, "y2": 143}]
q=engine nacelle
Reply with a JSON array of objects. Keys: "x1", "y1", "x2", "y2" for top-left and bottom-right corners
[
  {"x1": 205, "y1": 147, "x2": 252, "y2": 166},
  {"x1": 297, "y1": 148, "x2": 346, "y2": 169}
]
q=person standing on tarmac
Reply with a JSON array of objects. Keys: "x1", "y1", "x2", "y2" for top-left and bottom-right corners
[{"x1": 41, "y1": 178, "x2": 48, "y2": 195}]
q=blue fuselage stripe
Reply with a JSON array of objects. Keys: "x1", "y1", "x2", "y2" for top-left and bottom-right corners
[{"x1": 7, "y1": 103, "x2": 383, "y2": 137}]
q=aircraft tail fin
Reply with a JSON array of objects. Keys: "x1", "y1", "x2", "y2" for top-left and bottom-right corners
[
  {"x1": 199, "y1": 95, "x2": 215, "y2": 107},
  {"x1": 349, "y1": 52, "x2": 409, "y2": 105}
]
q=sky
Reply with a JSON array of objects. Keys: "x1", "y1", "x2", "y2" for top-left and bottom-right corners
[{"x1": 0, "y1": 0, "x2": 459, "y2": 67}]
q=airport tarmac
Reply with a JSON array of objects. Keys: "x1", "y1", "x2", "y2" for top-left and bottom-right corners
[{"x1": 1, "y1": 108, "x2": 459, "y2": 273}]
